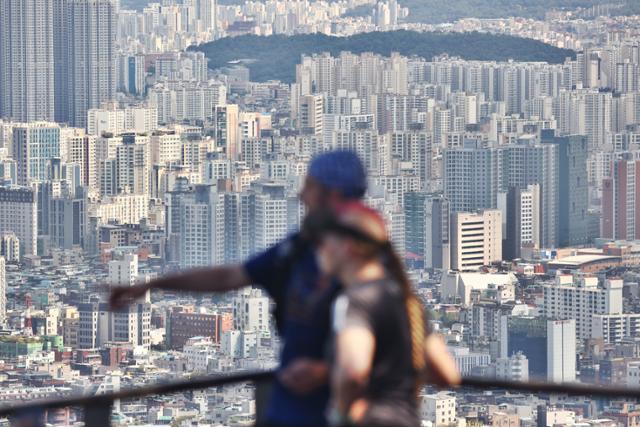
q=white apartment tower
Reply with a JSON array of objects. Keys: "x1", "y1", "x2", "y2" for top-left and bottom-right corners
[
  {"x1": 451, "y1": 210, "x2": 502, "y2": 271},
  {"x1": 547, "y1": 319, "x2": 576, "y2": 383},
  {"x1": 299, "y1": 95, "x2": 324, "y2": 137},
  {"x1": 63, "y1": 127, "x2": 97, "y2": 189},
  {"x1": 108, "y1": 253, "x2": 151, "y2": 349},
  {"x1": 233, "y1": 288, "x2": 270, "y2": 333},
  {"x1": 109, "y1": 252, "x2": 139, "y2": 288},
  {"x1": 0, "y1": 233, "x2": 21, "y2": 262},
  {"x1": 517, "y1": 185, "x2": 541, "y2": 249},
  {"x1": 496, "y1": 352, "x2": 529, "y2": 382},
  {"x1": 542, "y1": 275, "x2": 623, "y2": 340},
  {"x1": 254, "y1": 183, "x2": 289, "y2": 253},
  {"x1": 115, "y1": 133, "x2": 150, "y2": 195},
  {"x1": 0, "y1": 0, "x2": 55, "y2": 122}
]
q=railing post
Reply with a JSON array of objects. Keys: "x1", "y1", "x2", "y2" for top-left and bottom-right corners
[
  {"x1": 9, "y1": 407, "x2": 46, "y2": 427},
  {"x1": 254, "y1": 377, "x2": 273, "y2": 427},
  {"x1": 83, "y1": 396, "x2": 112, "y2": 427}
]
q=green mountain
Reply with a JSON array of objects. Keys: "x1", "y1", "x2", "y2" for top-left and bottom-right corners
[{"x1": 191, "y1": 30, "x2": 575, "y2": 83}]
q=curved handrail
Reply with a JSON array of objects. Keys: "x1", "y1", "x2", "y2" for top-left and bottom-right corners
[
  {"x1": 0, "y1": 370, "x2": 274, "y2": 417},
  {"x1": 2, "y1": 372, "x2": 640, "y2": 418}
]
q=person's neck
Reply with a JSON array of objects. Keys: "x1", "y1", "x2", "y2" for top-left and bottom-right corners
[{"x1": 338, "y1": 260, "x2": 386, "y2": 288}]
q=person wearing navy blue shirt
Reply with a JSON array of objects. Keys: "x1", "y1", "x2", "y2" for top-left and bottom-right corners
[{"x1": 110, "y1": 150, "x2": 369, "y2": 427}]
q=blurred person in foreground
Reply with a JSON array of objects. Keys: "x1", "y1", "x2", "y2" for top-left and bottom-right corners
[
  {"x1": 305, "y1": 201, "x2": 461, "y2": 427},
  {"x1": 110, "y1": 150, "x2": 369, "y2": 427}
]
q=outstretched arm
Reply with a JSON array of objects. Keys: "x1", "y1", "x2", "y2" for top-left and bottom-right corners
[
  {"x1": 332, "y1": 326, "x2": 375, "y2": 421},
  {"x1": 110, "y1": 265, "x2": 251, "y2": 308},
  {"x1": 423, "y1": 333, "x2": 461, "y2": 387}
]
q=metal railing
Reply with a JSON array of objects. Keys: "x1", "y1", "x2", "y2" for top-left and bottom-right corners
[{"x1": 3, "y1": 371, "x2": 640, "y2": 426}]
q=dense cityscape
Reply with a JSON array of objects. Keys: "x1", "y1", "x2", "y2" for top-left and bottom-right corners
[{"x1": 3, "y1": 0, "x2": 640, "y2": 425}]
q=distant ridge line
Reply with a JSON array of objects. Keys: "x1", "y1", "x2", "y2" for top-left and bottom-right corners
[{"x1": 192, "y1": 30, "x2": 576, "y2": 83}]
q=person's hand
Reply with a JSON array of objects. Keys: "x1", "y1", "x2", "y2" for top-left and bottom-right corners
[
  {"x1": 109, "y1": 285, "x2": 149, "y2": 309},
  {"x1": 327, "y1": 398, "x2": 368, "y2": 426},
  {"x1": 278, "y1": 358, "x2": 328, "y2": 395}
]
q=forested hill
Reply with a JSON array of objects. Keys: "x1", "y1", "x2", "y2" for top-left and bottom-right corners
[{"x1": 192, "y1": 31, "x2": 576, "y2": 83}]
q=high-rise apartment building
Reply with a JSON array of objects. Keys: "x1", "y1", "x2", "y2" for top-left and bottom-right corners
[
  {"x1": 542, "y1": 275, "x2": 623, "y2": 340},
  {"x1": 501, "y1": 137, "x2": 559, "y2": 248},
  {"x1": 12, "y1": 123, "x2": 61, "y2": 186},
  {"x1": 63, "y1": 127, "x2": 97, "y2": 189},
  {"x1": 450, "y1": 209, "x2": 502, "y2": 271},
  {"x1": 404, "y1": 192, "x2": 450, "y2": 269},
  {"x1": 0, "y1": 186, "x2": 38, "y2": 256},
  {"x1": 253, "y1": 182, "x2": 289, "y2": 253},
  {"x1": 0, "y1": 257, "x2": 6, "y2": 325},
  {"x1": 542, "y1": 132, "x2": 590, "y2": 246},
  {"x1": 404, "y1": 192, "x2": 427, "y2": 260},
  {"x1": 165, "y1": 180, "x2": 234, "y2": 268},
  {"x1": 444, "y1": 141, "x2": 501, "y2": 214},
  {"x1": 115, "y1": 133, "x2": 150, "y2": 195},
  {"x1": 87, "y1": 105, "x2": 158, "y2": 136},
  {"x1": 0, "y1": 233, "x2": 20, "y2": 263},
  {"x1": 233, "y1": 288, "x2": 270, "y2": 333},
  {"x1": 299, "y1": 95, "x2": 324, "y2": 137},
  {"x1": 108, "y1": 253, "x2": 151, "y2": 349},
  {"x1": 602, "y1": 155, "x2": 640, "y2": 241},
  {"x1": 64, "y1": 0, "x2": 118, "y2": 127},
  {"x1": 0, "y1": 0, "x2": 55, "y2": 122},
  {"x1": 49, "y1": 187, "x2": 88, "y2": 250},
  {"x1": 503, "y1": 184, "x2": 541, "y2": 260},
  {"x1": 213, "y1": 104, "x2": 239, "y2": 159}
]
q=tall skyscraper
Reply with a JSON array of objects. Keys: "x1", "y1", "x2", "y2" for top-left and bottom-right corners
[
  {"x1": 547, "y1": 319, "x2": 576, "y2": 383},
  {"x1": 253, "y1": 182, "x2": 289, "y2": 253},
  {"x1": 108, "y1": 252, "x2": 151, "y2": 349},
  {"x1": 542, "y1": 132, "x2": 590, "y2": 246},
  {"x1": 63, "y1": 128, "x2": 97, "y2": 189},
  {"x1": 404, "y1": 192, "x2": 427, "y2": 259},
  {"x1": 0, "y1": 0, "x2": 55, "y2": 122},
  {"x1": 115, "y1": 133, "x2": 150, "y2": 195},
  {"x1": 444, "y1": 141, "x2": 501, "y2": 214},
  {"x1": 12, "y1": 122, "x2": 61, "y2": 186},
  {"x1": 165, "y1": 180, "x2": 235, "y2": 269},
  {"x1": 450, "y1": 209, "x2": 502, "y2": 271},
  {"x1": 64, "y1": 0, "x2": 117, "y2": 127},
  {"x1": 602, "y1": 155, "x2": 640, "y2": 241},
  {"x1": 298, "y1": 95, "x2": 324, "y2": 137},
  {"x1": 213, "y1": 104, "x2": 240, "y2": 159},
  {"x1": 503, "y1": 184, "x2": 541, "y2": 260},
  {"x1": 425, "y1": 195, "x2": 451, "y2": 270},
  {"x1": 501, "y1": 137, "x2": 559, "y2": 248}
]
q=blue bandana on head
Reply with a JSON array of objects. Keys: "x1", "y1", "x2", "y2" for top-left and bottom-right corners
[{"x1": 308, "y1": 150, "x2": 367, "y2": 199}]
